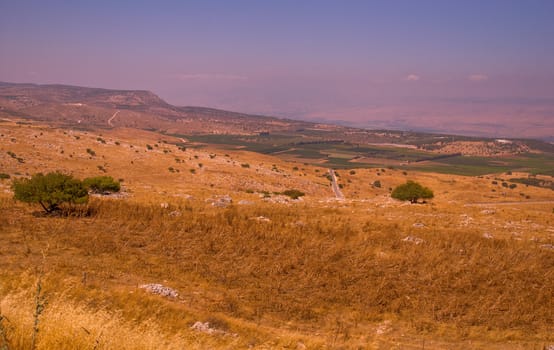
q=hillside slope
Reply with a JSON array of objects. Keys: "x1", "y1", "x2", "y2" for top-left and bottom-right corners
[{"x1": 0, "y1": 119, "x2": 553, "y2": 349}]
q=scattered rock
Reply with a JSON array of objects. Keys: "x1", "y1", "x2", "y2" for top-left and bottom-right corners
[
  {"x1": 238, "y1": 200, "x2": 254, "y2": 205},
  {"x1": 459, "y1": 214, "x2": 474, "y2": 226},
  {"x1": 376, "y1": 320, "x2": 392, "y2": 335},
  {"x1": 544, "y1": 345, "x2": 554, "y2": 350},
  {"x1": 190, "y1": 321, "x2": 237, "y2": 337},
  {"x1": 139, "y1": 283, "x2": 178, "y2": 298},
  {"x1": 208, "y1": 195, "x2": 233, "y2": 208},
  {"x1": 190, "y1": 321, "x2": 220, "y2": 335},
  {"x1": 173, "y1": 193, "x2": 193, "y2": 200},
  {"x1": 540, "y1": 244, "x2": 554, "y2": 250},
  {"x1": 262, "y1": 195, "x2": 297, "y2": 204},
  {"x1": 483, "y1": 233, "x2": 494, "y2": 239},
  {"x1": 480, "y1": 209, "x2": 495, "y2": 215},
  {"x1": 168, "y1": 210, "x2": 181, "y2": 217},
  {"x1": 412, "y1": 223, "x2": 425, "y2": 228},
  {"x1": 402, "y1": 236, "x2": 424, "y2": 245},
  {"x1": 160, "y1": 202, "x2": 169, "y2": 209},
  {"x1": 251, "y1": 216, "x2": 271, "y2": 222},
  {"x1": 89, "y1": 191, "x2": 129, "y2": 199}
]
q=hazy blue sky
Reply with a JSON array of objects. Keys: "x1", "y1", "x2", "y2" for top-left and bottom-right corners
[{"x1": 1, "y1": 0, "x2": 553, "y2": 136}]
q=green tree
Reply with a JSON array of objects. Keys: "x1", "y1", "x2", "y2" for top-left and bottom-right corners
[
  {"x1": 12, "y1": 172, "x2": 88, "y2": 213},
  {"x1": 83, "y1": 176, "x2": 121, "y2": 194},
  {"x1": 391, "y1": 180, "x2": 434, "y2": 203}
]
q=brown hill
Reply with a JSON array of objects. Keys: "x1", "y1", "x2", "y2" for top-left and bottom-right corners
[
  {"x1": 1, "y1": 81, "x2": 553, "y2": 167},
  {"x1": 0, "y1": 82, "x2": 316, "y2": 135}
]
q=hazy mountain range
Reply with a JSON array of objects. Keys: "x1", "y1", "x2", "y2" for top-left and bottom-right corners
[{"x1": 1, "y1": 81, "x2": 552, "y2": 142}]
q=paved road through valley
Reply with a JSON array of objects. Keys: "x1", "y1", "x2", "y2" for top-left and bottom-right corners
[
  {"x1": 329, "y1": 169, "x2": 345, "y2": 200},
  {"x1": 108, "y1": 110, "x2": 120, "y2": 127}
]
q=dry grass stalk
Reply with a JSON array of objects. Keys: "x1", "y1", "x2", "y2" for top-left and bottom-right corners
[
  {"x1": 0, "y1": 311, "x2": 10, "y2": 350},
  {"x1": 30, "y1": 277, "x2": 46, "y2": 350}
]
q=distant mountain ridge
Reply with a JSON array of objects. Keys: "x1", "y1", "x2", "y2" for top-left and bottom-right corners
[
  {"x1": 1, "y1": 81, "x2": 552, "y2": 157},
  {"x1": 0, "y1": 81, "x2": 318, "y2": 134}
]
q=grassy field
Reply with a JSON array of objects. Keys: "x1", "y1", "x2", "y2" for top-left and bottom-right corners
[
  {"x1": 182, "y1": 133, "x2": 554, "y2": 176},
  {"x1": 1, "y1": 197, "x2": 553, "y2": 349},
  {"x1": 1, "y1": 120, "x2": 554, "y2": 349}
]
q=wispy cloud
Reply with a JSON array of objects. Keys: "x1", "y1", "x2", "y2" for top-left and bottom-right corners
[
  {"x1": 405, "y1": 74, "x2": 420, "y2": 81},
  {"x1": 176, "y1": 73, "x2": 248, "y2": 81},
  {"x1": 468, "y1": 74, "x2": 489, "y2": 82}
]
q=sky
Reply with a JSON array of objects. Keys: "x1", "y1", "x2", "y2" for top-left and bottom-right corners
[{"x1": 1, "y1": 0, "x2": 553, "y2": 138}]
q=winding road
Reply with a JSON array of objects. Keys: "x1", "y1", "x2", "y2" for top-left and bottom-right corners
[
  {"x1": 108, "y1": 110, "x2": 120, "y2": 127},
  {"x1": 329, "y1": 169, "x2": 345, "y2": 200}
]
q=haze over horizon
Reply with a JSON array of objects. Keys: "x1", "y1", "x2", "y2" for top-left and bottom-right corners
[{"x1": 1, "y1": 0, "x2": 553, "y2": 139}]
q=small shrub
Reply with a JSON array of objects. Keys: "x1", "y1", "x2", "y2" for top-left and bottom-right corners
[
  {"x1": 349, "y1": 170, "x2": 356, "y2": 175},
  {"x1": 83, "y1": 176, "x2": 121, "y2": 194},
  {"x1": 241, "y1": 163, "x2": 250, "y2": 168},
  {"x1": 373, "y1": 180, "x2": 381, "y2": 188},
  {"x1": 0, "y1": 173, "x2": 10, "y2": 179},
  {"x1": 86, "y1": 148, "x2": 96, "y2": 156},
  {"x1": 282, "y1": 189, "x2": 305, "y2": 199},
  {"x1": 146, "y1": 144, "x2": 153, "y2": 150}
]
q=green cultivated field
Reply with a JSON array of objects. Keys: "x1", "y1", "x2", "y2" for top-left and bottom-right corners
[{"x1": 181, "y1": 133, "x2": 554, "y2": 177}]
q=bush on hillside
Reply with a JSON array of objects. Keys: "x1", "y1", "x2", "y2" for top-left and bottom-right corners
[
  {"x1": 83, "y1": 176, "x2": 121, "y2": 194},
  {"x1": 391, "y1": 180, "x2": 434, "y2": 203},
  {"x1": 13, "y1": 172, "x2": 89, "y2": 213},
  {"x1": 282, "y1": 189, "x2": 305, "y2": 199}
]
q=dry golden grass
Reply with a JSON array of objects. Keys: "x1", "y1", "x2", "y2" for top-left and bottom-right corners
[
  {"x1": 1, "y1": 196, "x2": 553, "y2": 349},
  {"x1": 1, "y1": 120, "x2": 553, "y2": 349}
]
